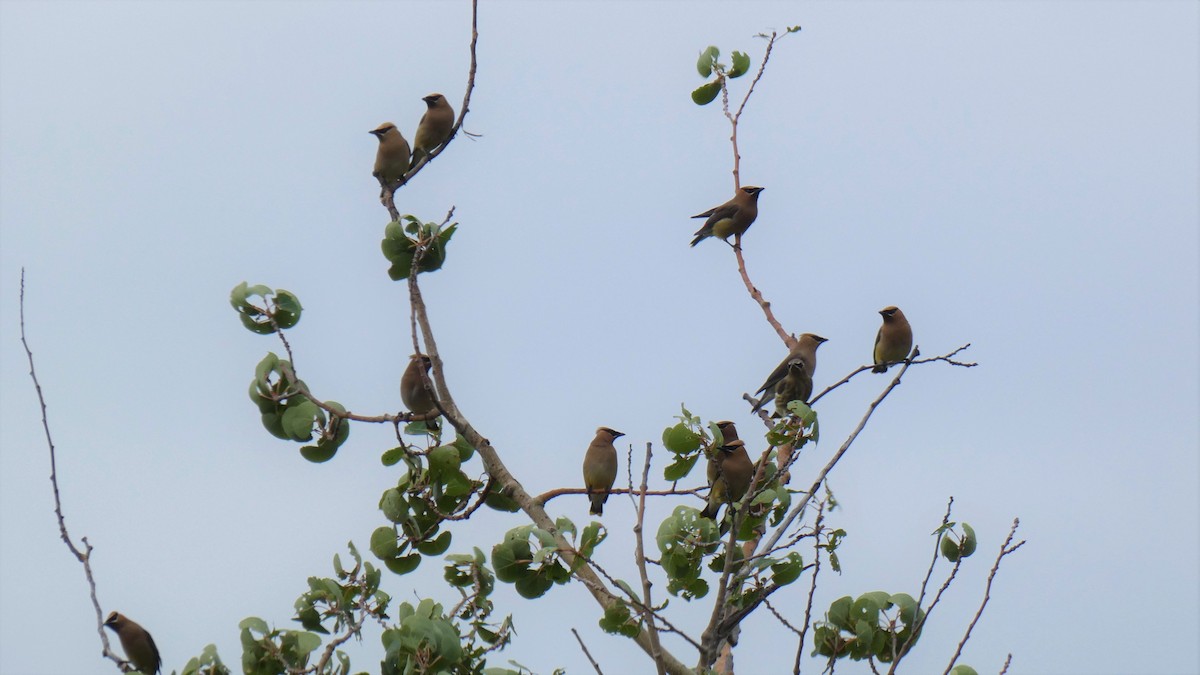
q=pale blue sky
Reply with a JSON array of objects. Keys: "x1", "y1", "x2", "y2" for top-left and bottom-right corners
[{"x1": 1, "y1": 2, "x2": 1197, "y2": 674}]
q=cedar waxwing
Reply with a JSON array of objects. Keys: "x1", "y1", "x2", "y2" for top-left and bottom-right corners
[
  {"x1": 411, "y1": 93, "x2": 455, "y2": 169},
  {"x1": 873, "y1": 306, "x2": 913, "y2": 373},
  {"x1": 690, "y1": 186, "x2": 765, "y2": 247},
  {"x1": 400, "y1": 354, "x2": 438, "y2": 417},
  {"x1": 370, "y1": 122, "x2": 412, "y2": 197},
  {"x1": 752, "y1": 333, "x2": 827, "y2": 413},
  {"x1": 583, "y1": 427, "x2": 624, "y2": 516},
  {"x1": 707, "y1": 420, "x2": 741, "y2": 487},
  {"x1": 772, "y1": 359, "x2": 813, "y2": 417},
  {"x1": 700, "y1": 439, "x2": 753, "y2": 520},
  {"x1": 104, "y1": 612, "x2": 161, "y2": 675}
]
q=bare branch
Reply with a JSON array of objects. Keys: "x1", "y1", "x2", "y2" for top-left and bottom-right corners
[
  {"x1": 572, "y1": 628, "x2": 605, "y2": 675},
  {"x1": 633, "y1": 443, "x2": 667, "y2": 675},
  {"x1": 404, "y1": 245, "x2": 693, "y2": 674},
  {"x1": 943, "y1": 519, "x2": 1025, "y2": 675},
  {"x1": 19, "y1": 269, "x2": 122, "y2": 668},
  {"x1": 809, "y1": 344, "x2": 975, "y2": 407},
  {"x1": 793, "y1": 500, "x2": 828, "y2": 675},
  {"x1": 733, "y1": 240, "x2": 794, "y2": 347},
  {"x1": 749, "y1": 355, "x2": 916, "y2": 577},
  {"x1": 536, "y1": 485, "x2": 703, "y2": 507}
]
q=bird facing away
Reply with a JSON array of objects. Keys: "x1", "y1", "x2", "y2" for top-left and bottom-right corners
[
  {"x1": 873, "y1": 306, "x2": 913, "y2": 373},
  {"x1": 700, "y1": 439, "x2": 753, "y2": 520},
  {"x1": 104, "y1": 612, "x2": 161, "y2": 675},
  {"x1": 400, "y1": 354, "x2": 438, "y2": 417},
  {"x1": 753, "y1": 333, "x2": 828, "y2": 413},
  {"x1": 583, "y1": 427, "x2": 624, "y2": 516},
  {"x1": 690, "y1": 185, "x2": 765, "y2": 247},
  {"x1": 772, "y1": 359, "x2": 813, "y2": 417},
  {"x1": 411, "y1": 93, "x2": 455, "y2": 169},
  {"x1": 370, "y1": 122, "x2": 411, "y2": 197}
]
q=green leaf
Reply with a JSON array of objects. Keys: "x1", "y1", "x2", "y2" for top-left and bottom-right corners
[
  {"x1": 384, "y1": 554, "x2": 421, "y2": 575},
  {"x1": 662, "y1": 452, "x2": 700, "y2": 481},
  {"x1": 379, "y1": 488, "x2": 408, "y2": 524},
  {"x1": 662, "y1": 422, "x2": 701, "y2": 454},
  {"x1": 452, "y1": 434, "x2": 475, "y2": 462},
  {"x1": 281, "y1": 399, "x2": 319, "y2": 441},
  {"x1": 941, "y1": 533, "x2": 961, "y2": 562},
  {"x1": 381, "y1": 446, "x2": 408, "y2": 466},
  {"x1": 691, "y1": 81, "x2": 722, "y2": 106},
  {"x1": 949, "y1": 666, "x2": 979, "y2": 675},
  {"x1": 417, "y1": 531, "x2": 452, "y2": 556},
  {"x1": 960, "y1": 522, "x2": 977, "y2": 558},
  {"x1": 729, "y1": 51, "x2": 751, "y2": 78},
  {"x1": 370, "y1": 526, "x2": 399, "y2": 559},
  {"x1": 771, "y1": 552, "x2": 804, "y2": 586},
  {"x1": 695, "y1": 45, "x2": 719, "y2": 77},
  {"x1": 299, "y1": 441, "x2": 337, "y2": 463}
]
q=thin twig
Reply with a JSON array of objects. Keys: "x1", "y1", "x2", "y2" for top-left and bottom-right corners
[
  {"x1": 942, "y1": 519, "x2": 1024, "y2": 675},
  {"x1": 536, "y1": 485, "x2": 703, "y2": 506},
  {"x1": 793, "y1": 500, "x2": 827, "y2": 675},
  {"x1": 571, "y1": 628, "x2": 604, "y2": 675},
  {"x1": 887, "y1": 497, "x2": 956, "y2": 674},
  {"x1": 633, "y1": 443, "x2": 667, "y2": 675},
  {"x1": 19, "y1": 269, "x2": 122, "y2": 668},
  {"x1": 733, "y1": 242, "x2": 794, "y2": 347},
  {"x1": 746, "y1": 356, "x2": 916, "y2": 582}
]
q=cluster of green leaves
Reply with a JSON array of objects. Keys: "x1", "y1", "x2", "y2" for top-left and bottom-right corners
[
  {"x1": 691, "y1": 45, "x2": 752, "y2": 105},
  {"x1": 938, "y1": 522, "x2": 978, "y2": 562},
  {"x1": 372, "y1": 435, "x2": 483, "y2": 575},
  {"x1": 227, "y1": 544, "x2": 393, "y2": 675},
  {"x1": 690, "y1": 27, "x2": 801, "y2": 106},
  {"x1": 295, "y1": 543, "x2": 391, "y2": 637},
  {"x1": 812, "y1": 592, "x2": 926, "y2": 664},
  {"x1": 491, "y1": 519, "x2": 599, "y2": 600},
  {"x1": 381, "y1": 215, "x2": 458, "y2": 281},
  {"x1": 247, "y1": 351, "x2": 349, "y2": 462},
  {"x1": 230, "y1": 282, "x2": 301, "y2": 335},
  {"x1": 766, "y1": 399, "x2": 819, "y2": 449},
  {"x1": 239, "y1": 617, "x2": 323, "y2": 675},
  {"x1": 179, "y1": 644, "x2": 229, "y2": 675},
  {"x1": 656, "y1": 406, "x2": 813, "y2": 601},
  {"x1": 656, "y1": 504, "x2": 720, "y2": 599}
]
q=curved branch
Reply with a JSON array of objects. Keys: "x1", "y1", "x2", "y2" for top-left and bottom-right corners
[
  {"x1": 405, "y1": 254, "x2": 693, "y2": 674},
  {"x1": 20, "y1": 270, "x2": 122, "y2": 669}
]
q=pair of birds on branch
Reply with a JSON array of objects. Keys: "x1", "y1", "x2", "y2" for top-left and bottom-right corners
[
  {"x1": 370, "y1": 93, "x2": 455, "y2": 195},
  {"x1": 579, "y1": 422, "x2": 750, "y2": 521},
  {"x1": 749, "y1": 307, "x2": 912, "y2": 416}
]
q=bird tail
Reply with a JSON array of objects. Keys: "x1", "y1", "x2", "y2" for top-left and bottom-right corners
[
  {"x1": 589, "y1": 494, "x2": 605, "y2": 516},
  {"x1": 872, "y1": 364, "x2": 888, "y2": 373},
  {"x1": 699, "y1": 504, "x2": 719, "y2": 520}
]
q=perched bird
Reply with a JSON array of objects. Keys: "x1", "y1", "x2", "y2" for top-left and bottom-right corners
[
  {"x1": 400, "y1": 354, "x2": 438, "y2": 418},
  {"x1": 583, "y1": 427, "x2": 624, "y2": 516},
  {"x1": 103, "y1": 612, "x2": 161, "y2": 675},
  {"x1": 707, "y1": 420, "x2": 741, "y2": 488},
  {"x1": 411, "y1": 93, "x2": 455, "y2": 168},
  {"x1": 690, "y1": 185, "x2": 765, "y2": 247},
  {"x1": 700, "y1": 439, "x2": 753, "y2": 520},
  {"x1": 772, "y1": 359, "x2": 813, "y2": 417},
  {"x1": 752, "y1": 333, "x2": 828, "y2": 413},
  {"x1": 873, "y1": 306, "x2": 913, "y2": 373},
  {"x1": 370, "y1": 122, "x2": 412, "y2": 197},
  {"x1": 714, "y1": 420, "x2": 740, "y2": 444}
]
